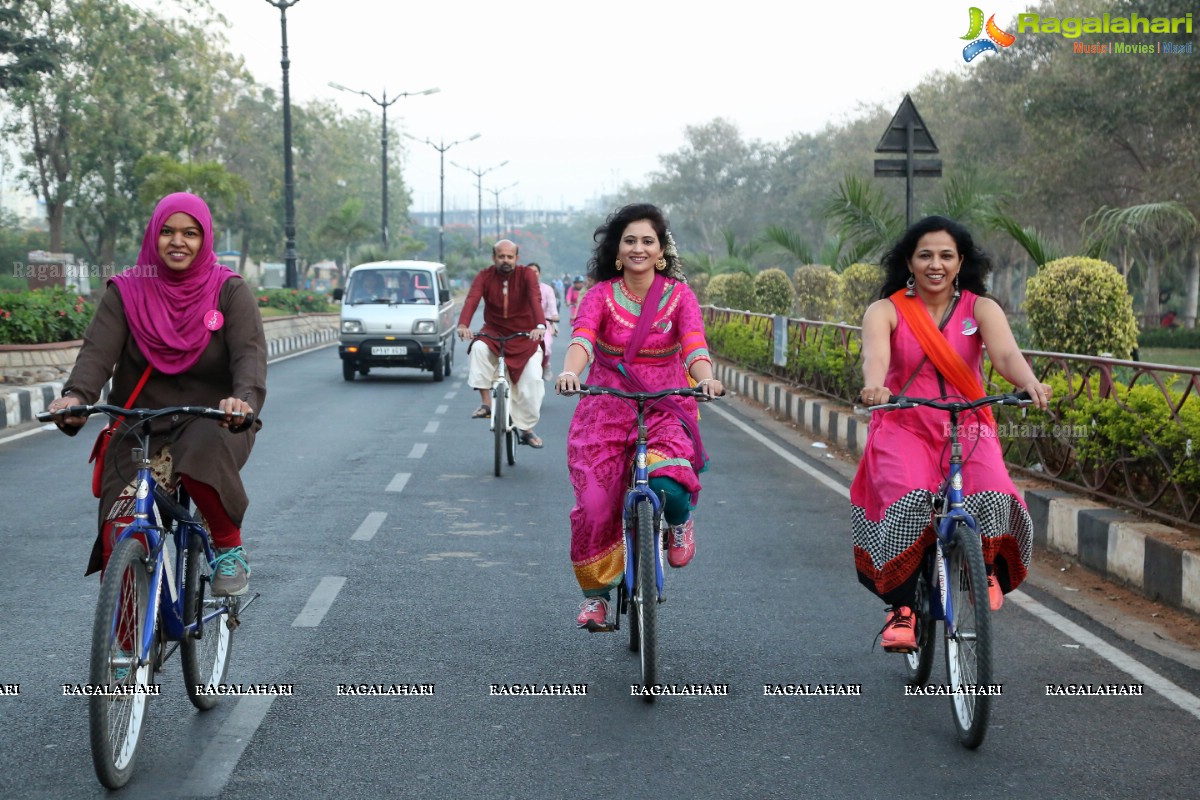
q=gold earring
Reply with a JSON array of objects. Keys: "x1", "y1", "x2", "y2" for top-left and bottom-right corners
[
  {"x1": 615, "y1": 258, "x2": 623, "y2": 271},
  {"x1": 655, "y1": 257, "x2": 666, "y2": 271}
]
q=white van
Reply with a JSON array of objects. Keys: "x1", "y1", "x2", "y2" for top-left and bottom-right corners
[{"x1": 333, "y1": 261, "x2": 456, "y2": 382}]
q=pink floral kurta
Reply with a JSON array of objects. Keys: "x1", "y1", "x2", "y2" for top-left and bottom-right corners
[{"x1": 567, "y1": 277, "x2": 712, "y2": 596}]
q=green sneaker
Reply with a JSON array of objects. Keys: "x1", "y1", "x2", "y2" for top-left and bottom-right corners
[{"x1": 210, "y1": 546, "x2": 251, "y2": 597}]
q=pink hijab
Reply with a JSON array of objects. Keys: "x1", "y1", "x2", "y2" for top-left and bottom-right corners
[{"x1": 111, "y1": 193, "x2": 238, "y2": 374}]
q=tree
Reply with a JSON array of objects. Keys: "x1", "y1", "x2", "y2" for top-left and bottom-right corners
[
  {"x1": 643, "y1": 119, "x2": 776, "y2": 255},
  {"x1": 316, "y1": 199, "x2": 374, "y2": 285},
  {"x1": 5, "y1": 0, "x2": 237, "y2": 267},
  {"x1": 1083, "y1": 202, "x2": 1199, "y2": 327},
  {"x1": 0, "y1": 1, "x2": 57, "y2": 90}
]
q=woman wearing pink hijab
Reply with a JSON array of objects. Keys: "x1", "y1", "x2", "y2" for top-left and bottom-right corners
[{"x1": 49, "y1": 193, "x2": 267, "y2": 596}]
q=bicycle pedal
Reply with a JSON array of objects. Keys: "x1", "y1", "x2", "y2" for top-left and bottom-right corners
[{"x1": 581, "y1": 620, "x2": 616, "y2": 633}]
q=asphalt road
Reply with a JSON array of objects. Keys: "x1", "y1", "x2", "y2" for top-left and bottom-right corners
[{"x1": 1, "y1": 323, "x2": 1198, "y2": 800}]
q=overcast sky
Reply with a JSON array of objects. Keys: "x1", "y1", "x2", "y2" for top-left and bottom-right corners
[{"x1": 171, "y1": 1, "x2": 1033, "y2": 214}]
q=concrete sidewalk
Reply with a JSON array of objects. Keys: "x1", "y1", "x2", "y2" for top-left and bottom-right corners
[{"x1": 712, "y1": 360, "x2": 1200, "y2": 617}]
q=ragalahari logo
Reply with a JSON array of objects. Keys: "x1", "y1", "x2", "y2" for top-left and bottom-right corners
[{"x1": 961, "y1": 7, "x2": 1016, "y2": 61}]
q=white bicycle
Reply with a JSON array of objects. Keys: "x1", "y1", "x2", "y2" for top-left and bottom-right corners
[{"x1": 472, "y1": 331, "x2": 529, "y2": 476}]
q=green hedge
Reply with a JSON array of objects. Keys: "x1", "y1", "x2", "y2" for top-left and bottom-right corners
[
  {"x1": 0, "y1": 288, "x2": 96, "y2": 345},
  {"x1": 256, "y1": 288, "x2": 333, "y2": 314},
  {"x1": 1139, "y1": 326, "x2": 1200, "y2": 349},
  {"x1": 705, "y1": 312, "x2": 861, "y2": 401}
]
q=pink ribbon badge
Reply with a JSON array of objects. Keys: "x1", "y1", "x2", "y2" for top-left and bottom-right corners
[{"x1": 204, "y1": 310, "x2": 224, "y2": 331}]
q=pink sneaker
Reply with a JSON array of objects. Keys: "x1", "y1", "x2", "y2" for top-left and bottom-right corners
[
  {"x1": 881, "y1": 606, "x2": 917, "y2": 652},
  {"x1": 576, "y1": 598, "x2": 608, "y2": 629},
  {"x1": 987, "y1": 573, "x2": 1004, "y2": 611},
  {"x1": 667, "y1": 518, "x2": 695, "y2": 568}
]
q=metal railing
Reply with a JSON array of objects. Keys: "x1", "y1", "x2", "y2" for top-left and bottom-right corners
[{"x1": 702, "y1": 306, "x2": 1200, "y2": 528}]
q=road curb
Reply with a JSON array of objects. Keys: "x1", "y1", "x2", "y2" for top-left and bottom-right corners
[
  {"x1": 712, "y1": 359, "x2": 1199, "y2": 616},
  {"x1": 0, "y1": 332, "x2": 337, "y2": 434}
]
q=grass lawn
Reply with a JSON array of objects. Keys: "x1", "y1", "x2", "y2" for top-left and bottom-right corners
[{"x1": 1139, "y1": 348, "x2": 1200, "y2": 370}]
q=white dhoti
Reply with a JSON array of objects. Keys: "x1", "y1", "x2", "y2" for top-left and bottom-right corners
[{"x1": 467, "y1": 342, "x2": 545, "y2": 430}]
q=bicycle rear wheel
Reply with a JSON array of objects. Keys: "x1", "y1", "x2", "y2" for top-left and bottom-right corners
[
  {"x1": 89, "y1": 535, "x2": 153, "y2": 789},
  {"x1": 493, "y1": 390, "x2": 507, "y2": 477},
  {"x1": 944, "y1": 523, "x2": 992, "y2": 748},
  {"x1": 181, "y1": 532, "x2": 233, "y2": 711},
  {"x1": 634, "y1": 501, "x2": 658, "y2": 701},
  {"x1": 506, "y1": 426, "x2": 517, "y2": 466},
  {"x1": 903, "y1": 553, "x2": 935, "y2": 686}
]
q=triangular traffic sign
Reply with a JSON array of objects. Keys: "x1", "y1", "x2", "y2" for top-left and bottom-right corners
[{"x1": 875, "y1": 95, "x2": 938, "y2": 154}]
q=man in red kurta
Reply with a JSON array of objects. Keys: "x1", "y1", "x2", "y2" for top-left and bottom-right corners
[{"x1": 457, "y1": 239, "x2": 548, "y2": 447}]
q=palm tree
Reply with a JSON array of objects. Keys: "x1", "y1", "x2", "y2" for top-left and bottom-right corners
[
  {"x1": 1083, "y1": 202, "x2": 1199, "y2": 327},
  {"x1": 317, "y1": 199, "x2": 374, "y2": 286},
  {"x1": 821, "y1": 176, "x2": 905, "y2": 264}
]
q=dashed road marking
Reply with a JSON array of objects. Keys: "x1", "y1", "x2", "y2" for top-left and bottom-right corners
[
  {"x1": 351, "y1": 512, "x2": 387, "y2": 542},
  {"x1": 292, "y1": 576, "x2": 347, "y2": 627}
]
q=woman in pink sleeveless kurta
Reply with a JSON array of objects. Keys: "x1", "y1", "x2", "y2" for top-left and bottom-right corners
[{"x1": 851, "y1": 289, "x2": 1033, "y2": 606}]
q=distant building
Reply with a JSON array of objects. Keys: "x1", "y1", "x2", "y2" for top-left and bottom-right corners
[
  {"x1": 0, "y1": 192, "x2": 48, "y2": 230},
  {"x1": 409, "y1": 207, "x2": 581, "y2": 231}
]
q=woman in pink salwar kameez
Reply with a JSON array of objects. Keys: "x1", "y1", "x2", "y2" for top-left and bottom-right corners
[{"x1": 556, "y1": 204, "x2": 724, "y2": 630}]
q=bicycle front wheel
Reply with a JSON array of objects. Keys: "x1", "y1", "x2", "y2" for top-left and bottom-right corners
[
  {"x1": 493, "y1": 390, "x2": 507, "y2": 477},
  {"x1": 944, "y1": 523, "x2": 992, "y2": 748},
  {"x1": 89, "y1": 535, "x2": 153, "y2": 789},
  {"x1": 634, "y1": 501, "x2": 658, "y2": 701},
  {"x1": 181, "y1": 532, "x2": 233, "y2": 711}
]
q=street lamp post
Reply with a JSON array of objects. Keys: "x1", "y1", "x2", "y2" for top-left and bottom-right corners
[
  {"x1": 263, "y1": 0, "x2": 302, "y2": 289},
  {"x1": 406, "y1": 133, "x2": 480, "y2": 263},
  {"x1": 486, "y1": 181, "x2": 520, "y2": 240},
  {"x1": 452, "y1": 160, "x2": 508, "y2": 251},
  {"x1": 329, "y1": 83, "x2": 439, "y2": 248}
]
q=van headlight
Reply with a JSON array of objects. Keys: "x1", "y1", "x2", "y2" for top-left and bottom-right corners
[
  {"x1": 342, "y1": 319, "x2": 363, "y2": 334},
  {"x1": 413, "y1": 320, "x2": 436, "y2": 334}
]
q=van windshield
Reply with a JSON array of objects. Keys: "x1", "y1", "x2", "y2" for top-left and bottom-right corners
[{"x1": 346, "y1": 270, "x2": 434, "y2": 305}]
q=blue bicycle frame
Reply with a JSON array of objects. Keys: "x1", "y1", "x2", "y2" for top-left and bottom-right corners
[
  {"x1": 111, "y1": 461, "x2": 224, "y2": 669},
  {"x1": 623, "y1": 436, "x2": 666, "y2": 601},
  {"x1": 928, "y1": 440, "x2": 978, "y2": 634}
]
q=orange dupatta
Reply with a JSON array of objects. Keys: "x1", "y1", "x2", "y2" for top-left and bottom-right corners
[{"x1": 890, "y1": 289, "x2": 994, "y2": 427}]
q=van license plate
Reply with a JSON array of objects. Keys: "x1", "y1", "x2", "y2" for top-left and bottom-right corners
[{"x1": 373, "y1": 346, "x2": 407, "y2": 356}]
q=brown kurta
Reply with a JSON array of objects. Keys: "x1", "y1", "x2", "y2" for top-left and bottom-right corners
[
  {"x1": 457, "y1": 264, "x2": 546, "y2": 382},
  {"x1": 63, "y1": 278, "x2": 268, "y2": 574}
]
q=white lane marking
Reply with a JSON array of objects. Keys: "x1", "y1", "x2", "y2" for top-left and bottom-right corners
[
  {"x1": 387, "y1": 473, "x2": 411, "y2": 493},
  {"x1": 424, "y1": 421, "x2": 439, "y2": 434},
  {"x1": 711, "y1": 401, "x2": 1200, "y2": 721},
  {"x1": 0, "y1": 424, "x2": 55, "y2": 444},
  {"x1": 707, "y1": 404, "x2": 849, "y2": 499},
  {"x1": 444, "y1": 391, "x2": 457, "y2": 400},
  {"x1": 1009, "y1": 592, "x2": 1200, "y2": 721},
  {"x1": 435, "y1": 404, "x2": 448, "y2": 415},
  {"x1": 408, "y1": 443, "x2": 428, "y2": 459},
  {"x1": 351, "y1": 512, "x2": 387, "y2": 542},
  {"x1": 292, "y1": 576, "x2": 347, "y2": 627},
  {"x1": 178, "y1": 695, "x2": 276, "y2": 796}
]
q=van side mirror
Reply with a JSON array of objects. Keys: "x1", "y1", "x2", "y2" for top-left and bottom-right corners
[
  {"x1": 439, "y1": 288, "x2": 451, "y2": 304},
  {"x1": 332, "y1": 288, "x2": 344, "y2": 301}
]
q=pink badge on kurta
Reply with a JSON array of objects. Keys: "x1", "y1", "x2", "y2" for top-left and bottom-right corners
[{"x1": 204, "y1": 310, "x2": 224, "y2": 331}]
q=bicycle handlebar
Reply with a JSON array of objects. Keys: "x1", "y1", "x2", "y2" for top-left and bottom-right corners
[
  {"x1": 471, "y1": 331, "x2": 530, "y2": 342},
  {"x1": 573, "y1": 384, "x2": 723, "y2": 401},
  {"x1": 867, "y1": 391, "x2": 1032, "y2": 413},
  {"x1": 38, "y1": 404, "x2": 253, "y2": 428}
]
